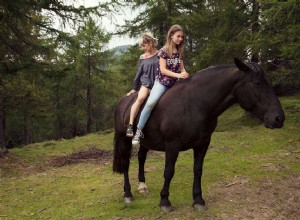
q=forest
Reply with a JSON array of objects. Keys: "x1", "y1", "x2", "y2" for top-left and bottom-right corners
[{"x1": 0, "y1": 0, "x2": 299, "y2": 153}]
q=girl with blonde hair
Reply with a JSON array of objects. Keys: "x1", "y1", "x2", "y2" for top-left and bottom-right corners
[{"x1": 126, "y1": 33, "x2": 159, "y2": 137}]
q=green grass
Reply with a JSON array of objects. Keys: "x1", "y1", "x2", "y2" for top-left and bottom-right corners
[{"x1": 0, "y1": 95, "x2": 299, "y2": 219}]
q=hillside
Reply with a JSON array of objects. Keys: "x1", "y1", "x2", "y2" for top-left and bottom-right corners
[
  {"x1": 111, "y1": 45, "x2": 131, "y2": 58},
  {"x1": 0, "y1": 95, "x2": 299, "y2": 219}
]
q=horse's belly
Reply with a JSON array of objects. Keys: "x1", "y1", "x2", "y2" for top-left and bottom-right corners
[{"x1": 141, "y1": 133, "x2": 166, "y2": 151}]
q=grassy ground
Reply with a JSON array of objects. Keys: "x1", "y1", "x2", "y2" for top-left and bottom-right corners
[{"x1": 0, "y1": 95, "x2": 299, "y2": 220}]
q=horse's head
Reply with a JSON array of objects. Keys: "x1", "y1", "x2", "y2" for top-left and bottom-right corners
[{"x1": 233, "y1": 58, "x2": 285, "y2": 128}]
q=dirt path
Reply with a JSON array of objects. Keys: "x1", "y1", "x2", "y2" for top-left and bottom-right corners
[
  {"x1": 50, "y1": 147, "x2": 113, "y2": 167},
  {"x1": 203, "y1": 174, "x2": 300, "y2": 220}
]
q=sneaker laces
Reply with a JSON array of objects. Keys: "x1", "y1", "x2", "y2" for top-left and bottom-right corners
[{"x1": 135, "y1": 129, "x2": 144, "y2": 139}]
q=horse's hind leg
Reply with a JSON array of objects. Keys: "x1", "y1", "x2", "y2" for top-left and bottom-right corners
[
  {"x1": 124, "y1": 170, "x2": 133, "y2": 203},
  {"x1": 116, "y1": 134, "x2": 133, "y2": 203},
  {"x1": 137, "y1": 145, "x2": 149, "y2": 194}
]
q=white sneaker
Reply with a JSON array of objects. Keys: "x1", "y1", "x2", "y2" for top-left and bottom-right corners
[{"x1": 132, "y1": 129, "x2": 144, "y2": 146}]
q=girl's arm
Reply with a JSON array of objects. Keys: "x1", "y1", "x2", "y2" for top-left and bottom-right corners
[
  {"x1": 127, "y1": 56, "x2": 144, "y2": 96},
  {"x1": 180, "y1": 59, "x2": 187, "y2": 73},
  {"x1": 159, "y1": 57, "x2": 189, "y2": 79},
  {"x1": 132, "y1": 58, "x2": 144, "y2": 90}
]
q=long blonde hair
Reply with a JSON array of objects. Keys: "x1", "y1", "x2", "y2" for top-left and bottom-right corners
[
  {"x1": 164, "y1": 24, "x2": 185, "y2": 58},
  {"x1": 138, "y1": 32, "x2": 158, "y2": 48}
]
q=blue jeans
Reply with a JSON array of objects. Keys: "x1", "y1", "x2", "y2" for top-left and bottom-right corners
[{"x1": 137, "y1": 80, "x2": 169, "y2": 130}]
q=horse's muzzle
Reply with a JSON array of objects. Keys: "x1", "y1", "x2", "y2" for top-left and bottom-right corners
[{"x1": 264, "y1": 112, "x2": 285, "y2": 129}]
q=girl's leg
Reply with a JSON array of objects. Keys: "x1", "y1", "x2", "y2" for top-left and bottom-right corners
[
  {"x1": 137, "y1": 81, "x2": 168, "y2": 131},
  {"x1": 126, "y1": 86, "x2": 150, "y2": 137},
  {"x1": 132, "y1": 81, "x2": 168, "y2": 145},
  {"x1": 129, "y1": 86, "x2": 150, "y2": 125}
]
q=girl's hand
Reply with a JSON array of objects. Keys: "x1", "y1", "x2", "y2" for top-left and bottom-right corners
[
  {"x1": 127, "y1": 89, "x2": 136, "y2": 96},
  {"x1": 179, "y1": 71, "x2": 189, "y2": 79}
]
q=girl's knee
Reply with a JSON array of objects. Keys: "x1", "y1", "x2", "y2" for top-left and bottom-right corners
[
  {"x1": 136, "y1": 97, "x2": 146, "y2": 104},
  {"x1": 145, "y1": 102, "x2": 156, "y2": 110}
]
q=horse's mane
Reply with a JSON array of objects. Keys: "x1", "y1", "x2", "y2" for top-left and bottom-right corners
[
  {"x1": 186, "y1": 64, "x2": 235, "y2": 82},
  {"x1": 189, "y1": 62, "x2": 266, "y2": 84},
  {"x1": 247, "y1": 62, "x2": 266, "y2": 83},
  {"x1": 194, "y1": 64, "x2": 233, "y2": 74}
]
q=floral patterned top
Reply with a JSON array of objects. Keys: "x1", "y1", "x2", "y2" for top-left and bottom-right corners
[{"x1": 156, "y1": 48, "x2": 182, "y2": 87}]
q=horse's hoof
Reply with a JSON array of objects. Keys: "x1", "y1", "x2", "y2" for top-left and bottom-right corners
[
  {"x1": 160, "y1": 206, "x2": 174, "y2": 213},
  {"x1": 137, "y1": 182, "x2": 148, "y2": 194},
  {"x1": 138, "y1": 188, "x2": 148, "y2": 194},
  {"x1": 124, "y1": 197, "x2": 133, "y2": 203},
  {"x1": 193, "y1": 204, "x2": 207, "y2": 211}
]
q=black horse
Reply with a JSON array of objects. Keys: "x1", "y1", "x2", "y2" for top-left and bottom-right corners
[{"x1": 113, "y1": 58, "x2": 285, "y2": 212}]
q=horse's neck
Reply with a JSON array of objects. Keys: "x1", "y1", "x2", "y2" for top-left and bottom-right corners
[
  {"x1": 210, "y1": 91, "x2": 236, "y2": 118},
  {"x1": 193, "y1": 67, "x2": 239, "y2": 118}
]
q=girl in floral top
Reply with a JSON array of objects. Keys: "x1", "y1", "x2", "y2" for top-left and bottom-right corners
[{"x1": 132, "y1": 25, "x2": 189, "y2": 145}]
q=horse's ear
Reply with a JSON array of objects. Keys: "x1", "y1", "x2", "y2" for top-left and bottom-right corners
[{"x1": 234, "y1": 57, "x2": 251, "y2": 72}]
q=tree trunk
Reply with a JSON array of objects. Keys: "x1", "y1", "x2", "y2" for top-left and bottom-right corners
[
  {"x1": 22, "y1": 105, "x2": 31, "y2": 145},
  {"x1": 0, "y1": 95, "x2": 8, "y2": 154},
  {"x1": 22, "y1": 122, "x2": 30, "y2": 145},
  {"x1": 159, "y1": 24, "x2": 165, "y2": 48},
  {"x1": 55, "y1": 80, "x2": 64, "y2": 139},
  {"x1": 251, "y1": 0, "x2": 260, "y2": 62},
  {"x1": 86, "y1": 39, "x2": 92, "y2": 133},
  {"x1": 72, "y1": 89, "x2": 78, "y2": 137},
  {"x1": 86, "y1": 82, "x2": 92, "y2": 133}
]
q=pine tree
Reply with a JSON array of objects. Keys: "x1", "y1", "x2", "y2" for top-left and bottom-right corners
[{"x1": 0, "y1": 0, "x2": 111, "y2": 150}]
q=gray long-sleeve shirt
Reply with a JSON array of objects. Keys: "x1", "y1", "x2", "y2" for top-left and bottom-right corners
[{"x1": 133, "y1": 53, "x2": 158, "y2": 91}]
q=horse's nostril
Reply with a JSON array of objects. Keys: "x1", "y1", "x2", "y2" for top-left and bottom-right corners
[{"x1": 276, "y1": 116, "x2": 281, "y2": 123}]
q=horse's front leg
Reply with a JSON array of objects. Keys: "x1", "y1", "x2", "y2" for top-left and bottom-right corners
[
  {"x1": 192, "y1": 140, "x2": 210, "y2": 211},
  {"x1": 160, "y1": 147, "x2": 180, "y2": 212},
  {"x1": 137, "y1": 145, "x2": 149, "y2": 194}
]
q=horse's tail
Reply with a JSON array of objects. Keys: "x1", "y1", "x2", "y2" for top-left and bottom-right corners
[
  {"x1": 112, "y1": 95, "x2": 133, "y2": 174},
  {"x1": 113, "y1": 130, "x2": 132, "y2": 174}
]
